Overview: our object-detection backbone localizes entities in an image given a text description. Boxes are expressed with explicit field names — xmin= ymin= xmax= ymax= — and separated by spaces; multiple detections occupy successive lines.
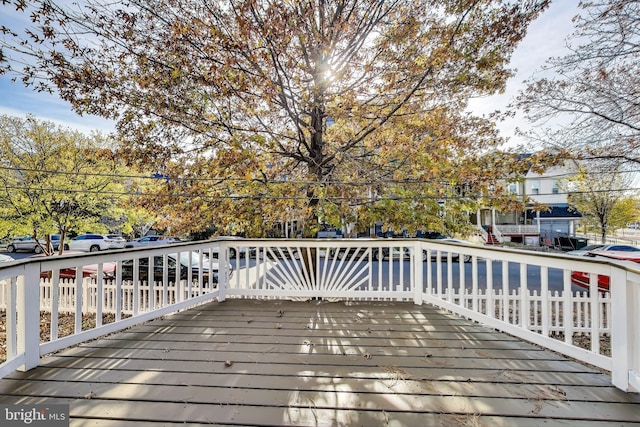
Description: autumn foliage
xmin=1 ymin=1 xmax=550 ymax=236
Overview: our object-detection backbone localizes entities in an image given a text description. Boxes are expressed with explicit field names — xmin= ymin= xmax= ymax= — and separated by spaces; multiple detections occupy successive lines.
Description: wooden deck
xmin=0 ymin=299 xmax=639 ymax=426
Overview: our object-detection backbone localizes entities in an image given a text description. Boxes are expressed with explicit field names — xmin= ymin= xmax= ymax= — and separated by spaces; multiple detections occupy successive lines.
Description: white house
xmin=475 ymin=159 xmax=583 ymax=248
xmin=524 ymin=163 xmax=582 ymax=246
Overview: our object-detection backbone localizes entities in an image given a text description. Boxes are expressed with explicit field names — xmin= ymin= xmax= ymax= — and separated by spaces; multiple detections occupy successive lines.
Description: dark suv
xmin=416 ymin=231 xmax=448 ymax=239
xmin=120 ymin=252 xmax=229 ymax=283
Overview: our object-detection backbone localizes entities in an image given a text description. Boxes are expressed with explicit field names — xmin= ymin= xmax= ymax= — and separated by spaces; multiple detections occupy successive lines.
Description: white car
xmin=6 ymin=236 xmax=45 ymax=253
xmin=106 ymin=234 xmax=127 ymax=249
xmin=125 ymin=236 xmax=179 ymax=248
xmin=68 ymin=234 xmax=121 ymax=252
xmin=565 ymin=244 xmax=639 ymax=256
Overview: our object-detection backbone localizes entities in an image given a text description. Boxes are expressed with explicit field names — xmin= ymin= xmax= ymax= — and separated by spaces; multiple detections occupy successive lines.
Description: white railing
xmin=31 ymin=278 xmax=205 ymax=314
xmin=478 ymin=226 xmax=489 ymax=243
xmin=491 ymin=225 xmax=505 ymax=243
xmin=496 ymin=224 xmax=539 ymax=235
xmin=0 ymin=241 xmax=227 ymax=378
xmin=0 ymin=237 xmax=638 ymax=393
xmin=437 ymin=288 xmax=610 ymax=336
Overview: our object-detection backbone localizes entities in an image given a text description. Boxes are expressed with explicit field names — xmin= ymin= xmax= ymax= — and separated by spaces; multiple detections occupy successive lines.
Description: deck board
xmin=0 ymin=299 xmax=639 ymax=426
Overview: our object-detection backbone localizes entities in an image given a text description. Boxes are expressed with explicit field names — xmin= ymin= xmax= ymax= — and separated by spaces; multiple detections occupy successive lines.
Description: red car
xmin=34 ymin=251 xmax=116 ymax=280
xmin=570 ymin=270 xmax=610 ymax=292
xmin=570 ymin=250 xmax=640 ymax=292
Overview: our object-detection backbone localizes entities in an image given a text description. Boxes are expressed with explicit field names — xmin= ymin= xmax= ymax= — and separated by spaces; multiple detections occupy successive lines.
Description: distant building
xmin=476 ymin=160 xmax=583 ymax=248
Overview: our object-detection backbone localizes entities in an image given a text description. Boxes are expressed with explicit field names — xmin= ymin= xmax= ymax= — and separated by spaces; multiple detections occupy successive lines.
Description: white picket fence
xmin=32 ymin=277 xmax=214 ymax=314
xmin=442 ymin=287 xmax=610 ymax=337
xmin=0 ymin=278 xmax=611 ymax=336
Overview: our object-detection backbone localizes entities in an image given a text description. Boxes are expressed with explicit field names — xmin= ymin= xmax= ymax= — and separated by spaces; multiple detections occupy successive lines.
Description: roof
xmin=526 ymin=203 xmax=582 ymax=219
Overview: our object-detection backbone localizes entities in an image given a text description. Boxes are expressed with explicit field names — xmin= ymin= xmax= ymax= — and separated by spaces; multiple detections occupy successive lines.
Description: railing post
xmin=75 ymin=270 xmax=83 ymax=333
xmin=610 ymin=266 xmax=640 ymax=392
xmin=520 ymin=263 xmax=529 ymax=330
xmin=17 ymin=264 xmax=41 ymax=372
xmin=82 ymin=276 xmax=90 ymax=313
xmin=219 ymin=241 xmax=228 ymax=302
xmin=413 ymin=241 xmax=423 ymax=305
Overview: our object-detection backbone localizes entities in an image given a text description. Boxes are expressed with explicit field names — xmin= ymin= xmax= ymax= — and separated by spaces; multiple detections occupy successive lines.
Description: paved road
xmin=0 ymin=250 xmax=31 ymax=261
xmin=229 ymin=256 xmax=584 ymax=294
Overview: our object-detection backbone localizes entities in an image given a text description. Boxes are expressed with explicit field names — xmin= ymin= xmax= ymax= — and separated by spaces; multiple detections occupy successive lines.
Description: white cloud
xmin=0 ymin=79 xmax=115 ymax=135
xmin=0 ymin=4 xmax=115 ymax=135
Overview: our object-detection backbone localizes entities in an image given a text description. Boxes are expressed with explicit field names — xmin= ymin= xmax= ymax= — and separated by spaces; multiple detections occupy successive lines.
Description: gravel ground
xmin=0 ymin=310 xmax=130 ymax=363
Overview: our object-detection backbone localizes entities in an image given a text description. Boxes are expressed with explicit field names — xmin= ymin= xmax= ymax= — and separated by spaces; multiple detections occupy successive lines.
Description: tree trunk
xmin=301 ymin=102 xmax=326 ymax=295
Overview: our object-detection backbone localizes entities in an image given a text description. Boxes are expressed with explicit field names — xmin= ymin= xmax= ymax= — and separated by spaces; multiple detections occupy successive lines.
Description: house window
xmin=508 ymin=183 xmax=518 ymax=195
xmin=552 ymin=180 xmax=560 ymax=194
xmin=530 ymin=180 xmax=540 ymax=195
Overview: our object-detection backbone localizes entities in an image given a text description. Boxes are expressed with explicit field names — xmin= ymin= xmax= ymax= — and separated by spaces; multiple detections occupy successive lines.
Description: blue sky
xmin=467 ymin=0 xmax=581 ymax=146
xmin=0 ymin=78 xmax=116 ymax=134
xmin=0 ymin=0 xmax=580 ymax=141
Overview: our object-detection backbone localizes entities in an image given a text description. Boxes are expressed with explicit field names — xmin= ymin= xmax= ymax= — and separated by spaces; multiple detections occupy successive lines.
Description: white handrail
xmin=491 ymin=225 xmax=504 ymax=243
xmin=0 ymin=237 xmax=638 ymax=393
xmin=477 ymin=225 xmax=489 ymax=243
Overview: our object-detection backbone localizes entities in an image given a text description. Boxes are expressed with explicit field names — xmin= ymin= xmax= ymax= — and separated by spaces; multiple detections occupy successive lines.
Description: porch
xmin=1 ymin=298 xmax=639 ymax=426
xmin=1 ymin=237 xmax=640 ymax=425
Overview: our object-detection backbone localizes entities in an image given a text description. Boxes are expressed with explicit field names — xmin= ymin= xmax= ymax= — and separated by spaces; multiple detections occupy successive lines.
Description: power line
xmin=0 ymin=165 xmax=416 ymax=186
xmin=2 ymin=163 xmax=639 ymax=188
xmin=1 ymin=184 xmax=638 ymax=202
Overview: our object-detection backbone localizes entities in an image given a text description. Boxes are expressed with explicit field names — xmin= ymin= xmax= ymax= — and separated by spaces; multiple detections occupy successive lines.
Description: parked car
xmin=125 ymin=236 xmax=180 ymax=248
xmin=330 ymin=246 xmax=409 ymax=261
xmin=372 ymin=246 xmax=410 ymax=260
xmin=565 ymin=244 xmax=605 ymax=256
xmin=417 ymin=231 xmax=449 ymax=239
xmin=566 ymin=244 xmax=639 ymax=256
xmin=228 ymin=245 xmax=249 ymax=258
xmin=570 ymin=270 xmax=610 ymax=292
xmin=589 ymin=249 xmax=640 ymax=263
xmin=570 ymin=249 xmax=640 ymax=292
xmin=425 ymin=238 xmax=474 ymax=262
xmin=6 ymin=236 xmax=45 ymax=253
xmin=7 ymin=235 xmax=64 ymax=253
xmin=34 ymin=251 xmax=117 ymax=280
xmin=119 ymin=252 xmax=231 ymax=283
xmin=107 ymin=234 xmax=127 ymax=249
xmin=254 ymin=246 xmax=302 ymax=260
xmin=47 ymin=234 xmax=62 ymax=251
xmin=331 ymin=247 xmax=364 ymax=260
xmin=68 ymin=234 xmax=122 ymax=252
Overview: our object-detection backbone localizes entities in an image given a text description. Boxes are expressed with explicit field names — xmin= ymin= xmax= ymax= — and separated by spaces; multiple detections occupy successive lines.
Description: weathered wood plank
xmin=0 ymin=300 xmax=637 ymax=426
xmin=11 ymin=356 xmax=614 ymax=387
xmin=0 ymin=369 xmax=633 ymax=402
xmin=71 ymin=341 xmax=566 ymax=361
xmin=43 ymin=346 xmax=592 ymax=373
xmin=1 ymin=385 xmax=639 ymax=424
xmin=0 ymin=396 xmax=634 ymax=427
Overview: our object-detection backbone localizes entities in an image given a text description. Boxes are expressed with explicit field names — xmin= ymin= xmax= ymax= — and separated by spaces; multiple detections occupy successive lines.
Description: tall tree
xmin=516 ymin=0 xmax=640 ymax=164
xmin=1 ymin=1 xmax=549 ymax=236
xmin=566 ymin=160 xmax=637 ymax=243
xmin=0 ymin=114 xmax=128 ymax=253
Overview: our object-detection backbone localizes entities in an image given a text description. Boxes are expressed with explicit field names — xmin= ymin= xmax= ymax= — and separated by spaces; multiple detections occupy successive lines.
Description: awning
xmin=526 ymin=203 xmax=582 ymax=219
